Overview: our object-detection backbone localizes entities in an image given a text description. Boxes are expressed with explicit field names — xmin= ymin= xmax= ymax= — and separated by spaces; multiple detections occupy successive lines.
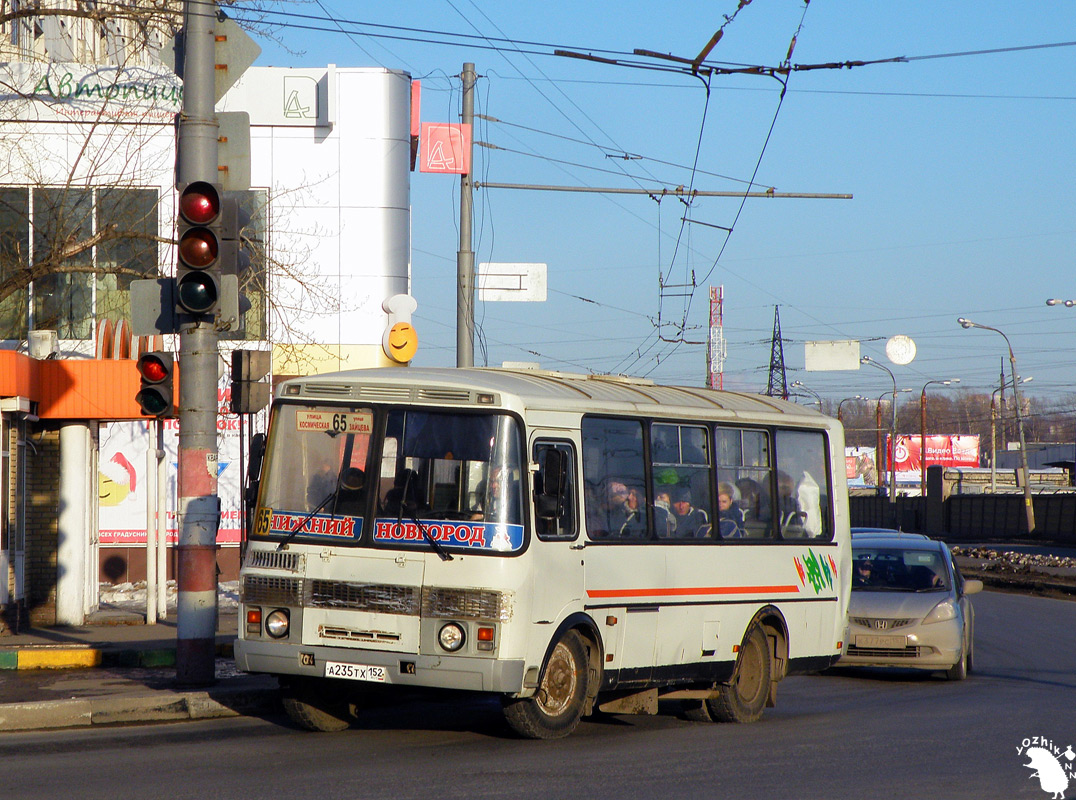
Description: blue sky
xmin=247 ymin=2 xmax=1076 ymax=406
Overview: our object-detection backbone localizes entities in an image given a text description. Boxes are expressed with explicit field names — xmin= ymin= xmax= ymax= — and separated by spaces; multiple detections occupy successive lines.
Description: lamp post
xmin=791 ymin=380 xmax=822 ymax=409
xmin=872 ymin=388 xmax=911 ymax=498
xmin=837 ymin=395 xmax=865 ymax=423
xmin=919 ymin=379 xmax=960 ymax=496
xmin=992 ymin=376 xmax=1033 ymax=492
xmin=863 ymin=356 xmax=899 ymax=503
xmin=1046 ymin=299 xmax=1076 ymax=486
xmin=957 ymin=318 xmax=1035 ymax=534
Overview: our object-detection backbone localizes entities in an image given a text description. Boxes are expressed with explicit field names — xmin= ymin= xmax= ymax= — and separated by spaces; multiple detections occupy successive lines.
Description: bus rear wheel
xmin=686 ymin=626 xmax=772 ymax=724
xmin=281 ymin=677 xmax=353 ymax=732
xmin=503 ymin=630 xmax=589 ymax=739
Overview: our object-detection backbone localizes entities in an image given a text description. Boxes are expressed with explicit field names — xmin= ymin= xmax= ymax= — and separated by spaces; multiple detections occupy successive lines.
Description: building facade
xmin=0 ymin=6 xmax=416 ymax=626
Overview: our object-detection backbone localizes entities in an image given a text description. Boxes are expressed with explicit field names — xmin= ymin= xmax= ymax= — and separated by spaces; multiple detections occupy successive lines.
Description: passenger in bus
xmin=735 ymin=478 xmax=762 ymax=522
xmin=653 ymin=487 xmax=676 ymax=537
xmin=717 ymin=483 xmax=746 ymax=538
xmin=603 ymin=479 xmax=647 ymax=538
xmin=777 ymin=471 xmax=807 ymax=536
xmin=335 ymin=467 xmax=366 ymax=516
xmin=471 ymin=466 xmax=521 ymax=523
xmin=670 ymin=487 xmax=709 ymax=538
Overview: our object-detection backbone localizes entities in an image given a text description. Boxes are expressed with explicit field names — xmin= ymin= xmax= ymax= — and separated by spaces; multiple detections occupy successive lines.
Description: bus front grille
xmin=241 ymin=576 xmax=304 ymax=606
xmin=307 ymin=580 xmax=420 ymax=615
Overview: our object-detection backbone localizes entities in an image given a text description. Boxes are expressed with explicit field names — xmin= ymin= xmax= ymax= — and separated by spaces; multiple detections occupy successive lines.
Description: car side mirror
xmin=963 ymin=578 xmax=983 ymax=596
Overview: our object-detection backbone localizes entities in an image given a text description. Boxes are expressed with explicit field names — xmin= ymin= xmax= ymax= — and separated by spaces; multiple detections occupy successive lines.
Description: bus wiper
xmin=397 ymin=501 xmax=453 ymax=562
xmin=277 ymin=488 xmax=340 ymax=551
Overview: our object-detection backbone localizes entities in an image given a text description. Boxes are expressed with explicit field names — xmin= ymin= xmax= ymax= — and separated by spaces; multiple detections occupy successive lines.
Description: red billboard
xmin=891 ymin=434 xmax=980 ymax=472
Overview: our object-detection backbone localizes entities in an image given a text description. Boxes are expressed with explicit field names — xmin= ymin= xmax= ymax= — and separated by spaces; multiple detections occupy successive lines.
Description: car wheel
xmin=945 ymin=648 xmax=969 ymax=681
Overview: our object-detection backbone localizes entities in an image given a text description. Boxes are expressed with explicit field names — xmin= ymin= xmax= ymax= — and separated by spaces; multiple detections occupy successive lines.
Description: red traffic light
xmin=178 ymin=227 xmax=219 ymax=269
xmin=135 ymin=352 xmax=174 ymax=418
xmin=137 ymin=353 xmax=169 ymax=383
xmin=179 ymin=181 xmax=221 ymax=225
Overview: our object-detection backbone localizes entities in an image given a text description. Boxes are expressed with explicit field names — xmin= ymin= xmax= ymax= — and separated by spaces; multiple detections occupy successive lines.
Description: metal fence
xmin=849 ymin=493 xmax=1076 ymax=545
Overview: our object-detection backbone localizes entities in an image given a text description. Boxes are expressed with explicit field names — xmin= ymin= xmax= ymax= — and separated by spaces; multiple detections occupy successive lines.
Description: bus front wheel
xmin=280 ymin=677 xmax=353 ymax=732
xmin=503 ymin=630 xmax=589 ymax=739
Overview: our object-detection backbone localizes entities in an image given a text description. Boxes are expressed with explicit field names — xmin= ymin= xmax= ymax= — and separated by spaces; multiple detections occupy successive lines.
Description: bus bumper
xmin=235 ymin=638 xmax=526 ymax=694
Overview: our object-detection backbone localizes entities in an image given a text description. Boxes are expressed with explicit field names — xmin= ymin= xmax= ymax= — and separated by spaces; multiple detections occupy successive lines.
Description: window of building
xmin=0 ymin=188 xmax=29 ymax=339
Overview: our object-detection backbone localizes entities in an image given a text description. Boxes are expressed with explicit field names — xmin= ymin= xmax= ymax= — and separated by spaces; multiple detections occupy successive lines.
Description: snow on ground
xmin=98 ymin=580 xmax=239 ymax=612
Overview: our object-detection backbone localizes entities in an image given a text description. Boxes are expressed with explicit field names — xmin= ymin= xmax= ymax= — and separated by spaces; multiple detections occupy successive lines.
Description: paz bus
xmin=235 ymin=367 xmax=850 ymax=738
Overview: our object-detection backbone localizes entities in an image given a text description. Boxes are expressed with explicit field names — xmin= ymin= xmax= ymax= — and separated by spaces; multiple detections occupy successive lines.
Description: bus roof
xmin=278 ymin=367 xmax=834 ymax=427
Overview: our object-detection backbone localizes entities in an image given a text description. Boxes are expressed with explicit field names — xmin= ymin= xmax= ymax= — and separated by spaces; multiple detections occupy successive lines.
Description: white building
xmin=0 ymin=12 xmax=416 ymax=624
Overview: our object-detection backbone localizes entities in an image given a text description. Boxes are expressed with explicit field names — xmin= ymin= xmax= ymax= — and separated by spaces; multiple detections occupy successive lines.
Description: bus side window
xmin=715 ymin=427 xmax=775 ymax=540
xmin=774 ymin=429 xmax=832 ymax=540
xmin=534 ymin=441 xmax=577 ymax=539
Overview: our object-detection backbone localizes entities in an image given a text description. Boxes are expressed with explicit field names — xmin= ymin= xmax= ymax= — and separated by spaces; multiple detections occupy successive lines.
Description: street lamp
xmin=1046 ymin=298 xmax=1076 ymax=307
xmin=920 ymin=378 xmax=960 ymax=496
xmin=863 ymin=355 xmax=899 ymax=503
xmin=991 ymin=376 xmax=1033 ymax=493
xmin=791 ymin=380 xmax=822 ymax=409
xmin=873 ymin=388 xmax=912 ymax=497
xmin=837 ymin=395 xmax=865 ymax=423
xmin=957 ymin=317 xmax=1035 ymax=534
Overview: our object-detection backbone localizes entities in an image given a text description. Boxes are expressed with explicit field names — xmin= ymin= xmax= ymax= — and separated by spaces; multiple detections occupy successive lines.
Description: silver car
xmin=839 ymin=530 xmax=982 ymax=680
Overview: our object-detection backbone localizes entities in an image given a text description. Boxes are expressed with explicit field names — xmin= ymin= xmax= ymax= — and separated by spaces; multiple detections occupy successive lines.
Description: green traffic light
xmin=177 ymin=273 xmax=219 ymax=314
xmin=136 ymin=389 xmax=170 ymax=416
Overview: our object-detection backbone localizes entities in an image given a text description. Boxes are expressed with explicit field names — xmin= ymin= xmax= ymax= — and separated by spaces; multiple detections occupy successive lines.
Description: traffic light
xmin=176 ymin=181 xmax=223 ymax=316
xmin=230 ymin=349 xmax=271 ymax=414
xmin=135 ymin=351 xmax=175 ymax=418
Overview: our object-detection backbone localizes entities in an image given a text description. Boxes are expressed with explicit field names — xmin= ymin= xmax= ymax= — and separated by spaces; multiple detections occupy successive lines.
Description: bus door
xmin=529 ymin=439 xmax=584 ymax=625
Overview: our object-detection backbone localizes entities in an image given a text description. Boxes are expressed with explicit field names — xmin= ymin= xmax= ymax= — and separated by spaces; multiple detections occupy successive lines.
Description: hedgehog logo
xmin=1020 ymin=740 xmax=1076 ymax=800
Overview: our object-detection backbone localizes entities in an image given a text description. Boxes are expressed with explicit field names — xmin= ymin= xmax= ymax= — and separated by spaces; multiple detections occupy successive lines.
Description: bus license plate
xmin=324 ymin=661 xmax=387 ymax=682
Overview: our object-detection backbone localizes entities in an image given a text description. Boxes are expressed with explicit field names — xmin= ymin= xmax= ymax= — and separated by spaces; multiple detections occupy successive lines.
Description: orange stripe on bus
xmin=586 ymin=585 xmax=801 ymax=599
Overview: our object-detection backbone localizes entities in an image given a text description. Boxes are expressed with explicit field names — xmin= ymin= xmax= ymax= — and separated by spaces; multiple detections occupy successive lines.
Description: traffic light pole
xmin=176 ymin=0 xmax=221 ymax=686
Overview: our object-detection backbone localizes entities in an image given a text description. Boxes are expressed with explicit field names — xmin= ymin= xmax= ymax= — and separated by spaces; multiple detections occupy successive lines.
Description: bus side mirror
xmin=535 ymin=448 xmax=566 ymax=519
xmin=245 ymin=432 xmax=266 ymax=510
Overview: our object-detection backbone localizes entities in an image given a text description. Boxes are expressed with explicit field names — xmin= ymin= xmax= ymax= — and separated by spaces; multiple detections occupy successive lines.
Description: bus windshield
xmin=254 ymin=404 xmax=525 ymax=553
xmin=255 ymin=405 xmax=375 ymax=544
xmin=373 ymin=409 xmax=525 ymax=553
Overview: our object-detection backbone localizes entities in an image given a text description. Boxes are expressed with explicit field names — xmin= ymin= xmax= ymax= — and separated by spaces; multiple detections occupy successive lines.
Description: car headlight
xmin=265 ymin=609 xmax=290 ymax=638
xmin=438 ymin=622 xmax=466 ymax=652
xmin=923 ymin=599 xmax=957 ymax=625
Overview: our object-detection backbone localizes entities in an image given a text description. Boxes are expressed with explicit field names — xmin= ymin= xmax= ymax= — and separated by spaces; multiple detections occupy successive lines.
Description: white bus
xmin=235 ymin=367 xmax=850 ymax=738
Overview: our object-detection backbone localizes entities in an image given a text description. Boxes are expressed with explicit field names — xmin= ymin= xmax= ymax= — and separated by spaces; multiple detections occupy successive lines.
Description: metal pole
xmin=145 ymin=426 xmax=157 ymax=625
xmin=456 ymin=62 xmax=476 ymax=368
xmin=875 ymin=400 xmax=884 ymax=497
xmin=1007 ymin=348 xmax=1036 ymax=534
xmin=990 ymin=395 xmax=997 ymax=493
xmin=176 ymin=0 xmax=220 ymax=686
xmin=157 ymin=422 xmax=168 ymax=619
xmin=920 ymin=390 xmax=927 ymax=497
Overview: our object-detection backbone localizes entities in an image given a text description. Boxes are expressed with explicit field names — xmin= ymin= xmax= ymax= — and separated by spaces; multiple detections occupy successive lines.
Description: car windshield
xmin=852 ymin=547 xmax=951 ymax=592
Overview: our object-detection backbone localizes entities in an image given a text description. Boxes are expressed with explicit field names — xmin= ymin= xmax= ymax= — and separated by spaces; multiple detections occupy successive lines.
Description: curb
xmin=0 ymin=678 xmax=279 ymax=732
xmin=0 ymin=642 xmax=235 ymax=671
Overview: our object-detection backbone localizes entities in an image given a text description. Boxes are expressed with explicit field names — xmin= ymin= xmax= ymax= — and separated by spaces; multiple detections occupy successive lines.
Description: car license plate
xmin=324 ymin=661 xmax=387 ymax=682
xmin=856 ymin=634 xmax=907 ymax=649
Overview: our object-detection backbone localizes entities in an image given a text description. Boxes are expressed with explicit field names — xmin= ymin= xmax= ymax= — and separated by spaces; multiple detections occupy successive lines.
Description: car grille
xmin=851 ymin=616 xmax=916 ymax=630
xmin=847 ymin=645 xmax=923 ymax=658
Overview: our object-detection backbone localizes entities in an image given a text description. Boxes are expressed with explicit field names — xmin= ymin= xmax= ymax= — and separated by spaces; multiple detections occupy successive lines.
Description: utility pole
xmin=176 ymin=0 xmax=220 ymax=686
xmin=456 ymin=62 xmax=476 ymax=367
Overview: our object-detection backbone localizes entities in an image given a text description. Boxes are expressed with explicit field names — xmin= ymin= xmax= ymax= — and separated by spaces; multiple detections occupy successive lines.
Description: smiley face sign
xmin=382 ymin=294 xmax=418 ymax=363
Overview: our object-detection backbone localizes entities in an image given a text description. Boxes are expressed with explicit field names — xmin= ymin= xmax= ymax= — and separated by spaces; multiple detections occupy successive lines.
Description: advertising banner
xmin=98 ymin=376 xmax=263 ymax=546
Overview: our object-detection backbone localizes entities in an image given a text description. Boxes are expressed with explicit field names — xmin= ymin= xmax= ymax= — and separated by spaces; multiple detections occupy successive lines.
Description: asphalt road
xmin=2 ymin=590 xmax=1073 ymax=800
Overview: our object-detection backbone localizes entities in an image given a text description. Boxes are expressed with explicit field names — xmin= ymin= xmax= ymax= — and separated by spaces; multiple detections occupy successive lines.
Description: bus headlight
xmin=265 ymin=609 xmax=290 ymax=638
xmin=438 ymin=622 xmax=465 ymax=652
